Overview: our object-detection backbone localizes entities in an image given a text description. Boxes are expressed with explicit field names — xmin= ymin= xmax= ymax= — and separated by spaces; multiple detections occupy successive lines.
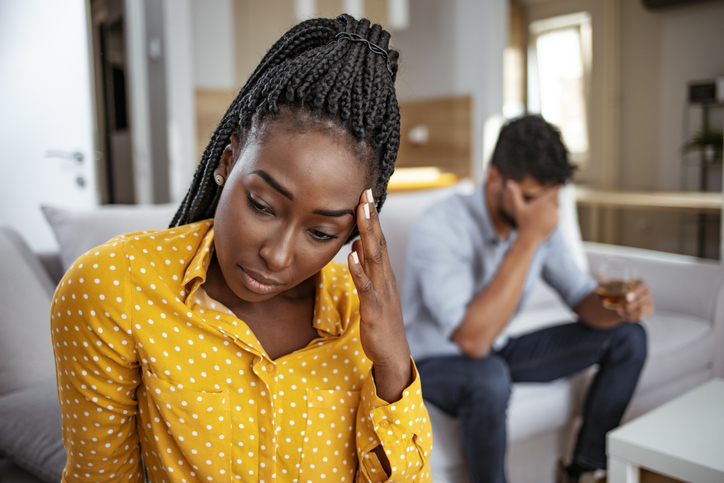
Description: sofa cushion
xmin=636 ymin=310 xmax=714 ymax=394
xmin=41 ymin=203 xmax=177 ymax=271
xmin=0 ymin=458 xmax=47 ymax=483
xmin=507 ymin=378 xmax=575 ymax=444
xmin=0 ymin=227 xmax=57 ymax=396
xmin=332 ymin=180 xmax=478 ymax=284
xmin=0 ymin=380 xmax=66 ymax=483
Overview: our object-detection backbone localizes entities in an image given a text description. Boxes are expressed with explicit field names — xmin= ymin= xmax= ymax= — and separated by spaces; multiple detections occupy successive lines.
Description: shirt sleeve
xmin=50 ymin=239 xmax=143 ymax=482
xmin=405 ymin=210 xmax=477 ymax=339
xmin=541 ymin=228 xmax=598 ymax=309
xmin=355 ymin=359 xmax=433 ymax=483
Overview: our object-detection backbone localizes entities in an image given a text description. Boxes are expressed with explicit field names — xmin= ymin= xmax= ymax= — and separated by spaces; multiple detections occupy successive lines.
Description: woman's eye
xmin=247 ymin=196 xmax=273 ymax=215
xmin=309 ymin=229 xmax=338 ymax=242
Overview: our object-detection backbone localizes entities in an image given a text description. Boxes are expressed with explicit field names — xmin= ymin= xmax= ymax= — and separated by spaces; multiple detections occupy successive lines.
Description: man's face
xmin=497 ymin=175 xmax=555 ymax=228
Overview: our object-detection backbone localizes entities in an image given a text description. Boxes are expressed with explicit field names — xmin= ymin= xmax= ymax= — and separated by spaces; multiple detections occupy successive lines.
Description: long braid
xmin=172 ymin=14 xmax=401 ymax=243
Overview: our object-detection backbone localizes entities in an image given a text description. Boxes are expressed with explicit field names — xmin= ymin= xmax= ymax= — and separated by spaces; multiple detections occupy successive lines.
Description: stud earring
xmin=214 ymin=174 xmax=225 ymax=186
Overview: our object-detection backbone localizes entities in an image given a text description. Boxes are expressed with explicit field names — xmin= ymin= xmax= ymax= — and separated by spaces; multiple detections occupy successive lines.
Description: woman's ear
xmin=215 ymin=133 xmax=240 ymax=181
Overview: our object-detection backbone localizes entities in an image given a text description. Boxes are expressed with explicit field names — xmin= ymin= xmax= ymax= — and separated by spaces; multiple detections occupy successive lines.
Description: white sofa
xmin=1 ymin=182 xmax=723 ymax=483
xmin=375 ymin=182 xmax=724 ymax=483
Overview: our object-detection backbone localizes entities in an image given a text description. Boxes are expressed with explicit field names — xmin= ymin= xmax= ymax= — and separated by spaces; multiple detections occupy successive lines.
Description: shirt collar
xmin=181 ymin=221 xmax=344 ymax=338
xmin=312 ymin=265 xmax=345 ymax=338
xmin=182 ymin=222 xmax=216 ymax=304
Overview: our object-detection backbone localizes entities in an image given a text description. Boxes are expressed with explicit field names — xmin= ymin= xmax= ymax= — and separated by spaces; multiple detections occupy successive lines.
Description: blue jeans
xmin=416 ymin=321 xmax=647 ymax=483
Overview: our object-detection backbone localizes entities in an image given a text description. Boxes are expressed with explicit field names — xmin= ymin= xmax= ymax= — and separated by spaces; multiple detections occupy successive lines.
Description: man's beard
xmin=498 ymin=207 xmax=517 ymax=229
xmin=496 ymin=188 xmax=517 ymax=228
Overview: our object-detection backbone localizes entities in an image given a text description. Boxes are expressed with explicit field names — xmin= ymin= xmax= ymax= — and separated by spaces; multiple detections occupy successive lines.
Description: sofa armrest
xmin=35 ymin=251 xmax=64 ymax=287
xmin=584 ymin=242 xmax=724 ymax=377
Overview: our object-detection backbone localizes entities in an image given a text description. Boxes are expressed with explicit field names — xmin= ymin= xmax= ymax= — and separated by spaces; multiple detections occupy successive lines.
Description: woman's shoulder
xmin=75 ymin=221 xmax=211 ymax=265
xmin=120 ymin=220 xmax=213 ymax=255
xmin=59 ymin=221 xmax=213 ymax=291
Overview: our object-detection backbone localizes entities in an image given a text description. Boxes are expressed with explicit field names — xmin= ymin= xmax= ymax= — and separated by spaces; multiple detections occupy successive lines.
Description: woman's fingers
xmin=355 ymin=188 xmax=390 ymax=285
xmin=348 ymin=189 xmax=377 ymax=300
xmin=351 ymin=239 xmax=365 ymax=268
xmin=348 ymin=249 xmax=374 ymax=296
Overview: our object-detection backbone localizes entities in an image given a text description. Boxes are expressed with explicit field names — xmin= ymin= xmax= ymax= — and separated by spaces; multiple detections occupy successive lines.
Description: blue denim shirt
xmin=402 ymin=182 xmax=597 ymax=360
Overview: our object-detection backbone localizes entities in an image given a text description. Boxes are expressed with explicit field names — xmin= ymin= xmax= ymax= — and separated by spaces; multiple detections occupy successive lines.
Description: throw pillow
xmin=41 ymin=203 xmax=178 ymax=271
xmin=0 ymin=380 xmax=66 ymax=482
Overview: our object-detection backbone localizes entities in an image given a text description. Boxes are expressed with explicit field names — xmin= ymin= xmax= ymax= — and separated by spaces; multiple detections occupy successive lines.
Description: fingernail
xmin=352 ymin=251 xmax=359 ymax=264
xmin=364 ymin=203 xmax=370 ymax=219
xmin=626 ymin=292 xmax=635 ymax=302
xmin=366 ymin=189 xmax=374 ymax=204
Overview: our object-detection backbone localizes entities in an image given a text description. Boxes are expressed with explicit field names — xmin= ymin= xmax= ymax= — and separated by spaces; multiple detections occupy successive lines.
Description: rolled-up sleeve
xmin=541 ymin=228 xmax=598 ymax=309
xmin=355 ymin=360 xmax=433 ymax=482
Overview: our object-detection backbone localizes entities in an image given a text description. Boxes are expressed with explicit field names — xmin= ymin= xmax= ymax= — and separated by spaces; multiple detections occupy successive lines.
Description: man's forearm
xmin=451 ymin=235 xmax=540 ymax=357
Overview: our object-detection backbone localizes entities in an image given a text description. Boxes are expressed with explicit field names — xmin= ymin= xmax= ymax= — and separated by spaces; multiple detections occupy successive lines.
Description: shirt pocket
xmin=298 ymin=388 xmax=361 ymax=482
xmin=143 ymin=374 xmax=232 ymax=482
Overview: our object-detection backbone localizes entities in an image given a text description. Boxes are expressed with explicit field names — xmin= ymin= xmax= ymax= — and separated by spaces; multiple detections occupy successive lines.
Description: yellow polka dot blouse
xmin=50 ymin=221 xmax=433 ymax=483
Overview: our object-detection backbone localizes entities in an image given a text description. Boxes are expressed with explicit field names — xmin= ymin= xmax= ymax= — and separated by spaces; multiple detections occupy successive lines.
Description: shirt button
xmin=266 ymin=363 xmax=275 ymax=372
xmin=379 ymin=420 xmax=389 ymax=428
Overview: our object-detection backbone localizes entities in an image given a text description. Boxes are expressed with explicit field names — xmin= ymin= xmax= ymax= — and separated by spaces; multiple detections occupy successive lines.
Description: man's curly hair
xmin=491 ymin=115 xmax=576 ymax=185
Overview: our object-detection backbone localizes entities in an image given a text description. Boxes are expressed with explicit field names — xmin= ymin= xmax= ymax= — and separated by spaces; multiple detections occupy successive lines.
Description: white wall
xmin=164 ymin=0 xmax=197 ymax=203
xmin=615 ymin=2 xmax=724 ymax=256
xmin=455 ymin=0 xmax=507 ymax=180
xmin=393 ymin=0 xmax=507 ymax=180
xmin=125 ymin=0 xmax=154 ymax=205
xmin=619 ymin=0 xmax=661 ymax=190
xmin=192 ymin=0 xmax=236 ymax=89
xmin=657 ymin=2 xmax=724 ymax=190
xmin=0 ymin=0 xmax=97 ymax=252
xmin=618 ymin=1 xmax=724 ymax=191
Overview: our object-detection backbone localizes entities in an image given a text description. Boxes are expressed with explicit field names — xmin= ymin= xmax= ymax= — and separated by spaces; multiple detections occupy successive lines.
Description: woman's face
xmin=212 ymin=122 xmax=369 ymax=303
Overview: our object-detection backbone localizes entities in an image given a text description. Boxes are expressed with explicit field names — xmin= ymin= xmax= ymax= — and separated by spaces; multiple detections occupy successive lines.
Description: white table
xmin=607 ymin=378 xmax=724 ymax=483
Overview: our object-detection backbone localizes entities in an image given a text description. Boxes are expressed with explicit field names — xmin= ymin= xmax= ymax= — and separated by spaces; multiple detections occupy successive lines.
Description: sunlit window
xmin=528 ymin=12 xmax=592 ymax=167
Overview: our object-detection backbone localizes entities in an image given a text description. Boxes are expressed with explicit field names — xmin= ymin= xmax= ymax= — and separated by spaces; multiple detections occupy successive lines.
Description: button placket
xmin=254 ymin=358 xmax=278 ymax=483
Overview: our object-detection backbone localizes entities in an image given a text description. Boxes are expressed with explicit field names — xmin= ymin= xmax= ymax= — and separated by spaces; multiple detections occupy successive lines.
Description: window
xmin=528 ymin=12 xmax=592 ymax=167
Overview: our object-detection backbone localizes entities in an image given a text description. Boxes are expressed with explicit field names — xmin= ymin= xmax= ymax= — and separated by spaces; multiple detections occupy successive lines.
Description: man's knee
xmin=614 ymin=322 xmax=647 ymax=365
xmin=462 ymin=356 xmax=512 ymax=413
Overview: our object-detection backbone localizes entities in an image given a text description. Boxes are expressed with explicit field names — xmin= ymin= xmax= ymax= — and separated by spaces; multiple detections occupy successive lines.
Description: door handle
xmin=45 ymin=150 xmax=84 ymax=163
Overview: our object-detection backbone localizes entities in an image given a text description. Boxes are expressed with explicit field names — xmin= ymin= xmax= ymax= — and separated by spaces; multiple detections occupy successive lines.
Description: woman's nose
xmin=259 ymin=229 xmax=295 ymax=272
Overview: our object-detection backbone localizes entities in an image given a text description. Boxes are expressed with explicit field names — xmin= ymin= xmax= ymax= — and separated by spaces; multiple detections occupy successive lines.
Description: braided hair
xmin=171 ymin=14 xmax=400 ymax=242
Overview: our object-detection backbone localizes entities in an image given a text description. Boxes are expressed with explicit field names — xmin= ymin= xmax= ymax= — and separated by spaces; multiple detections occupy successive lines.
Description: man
xmin=402 ymin=116 xmax=653 ymax=483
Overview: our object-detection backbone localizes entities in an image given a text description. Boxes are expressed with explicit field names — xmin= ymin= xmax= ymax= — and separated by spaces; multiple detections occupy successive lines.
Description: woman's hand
xmin=348 ymin=189 xmax=412 ymax=403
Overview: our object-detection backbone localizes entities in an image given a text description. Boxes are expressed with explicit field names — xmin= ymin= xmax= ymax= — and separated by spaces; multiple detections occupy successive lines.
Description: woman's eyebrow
xmin=251 ymin=170 xmax=293 ymax=199
xmin=313 ymin=208 xmax=355 ymax=218
xmin=251 ymin=170 xmax=355 ymax=217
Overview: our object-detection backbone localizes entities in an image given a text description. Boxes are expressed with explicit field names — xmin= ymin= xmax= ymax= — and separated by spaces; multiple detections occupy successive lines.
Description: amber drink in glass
xmin=596 ymin=257 xmax=636 ymax=310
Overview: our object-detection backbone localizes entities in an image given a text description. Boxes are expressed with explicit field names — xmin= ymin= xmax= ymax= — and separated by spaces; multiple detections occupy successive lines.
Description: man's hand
xmin=618 ymin=280 xmax=655 ymax=322
xmin=508 ymin=180 xmax=560 ymax=244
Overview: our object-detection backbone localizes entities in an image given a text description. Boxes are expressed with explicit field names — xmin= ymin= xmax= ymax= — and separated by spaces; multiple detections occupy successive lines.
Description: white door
xmin=0 ymin=0 xmax=98 ymax=252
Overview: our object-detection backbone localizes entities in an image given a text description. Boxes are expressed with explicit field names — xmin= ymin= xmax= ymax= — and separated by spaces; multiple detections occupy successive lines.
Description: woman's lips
xmin=237 ymin=266 xmax=282 ymax=294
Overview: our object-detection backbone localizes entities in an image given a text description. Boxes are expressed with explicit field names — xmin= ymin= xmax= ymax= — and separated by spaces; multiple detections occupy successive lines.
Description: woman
xmin=50 ymin=14 xmax=432 ymax=483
